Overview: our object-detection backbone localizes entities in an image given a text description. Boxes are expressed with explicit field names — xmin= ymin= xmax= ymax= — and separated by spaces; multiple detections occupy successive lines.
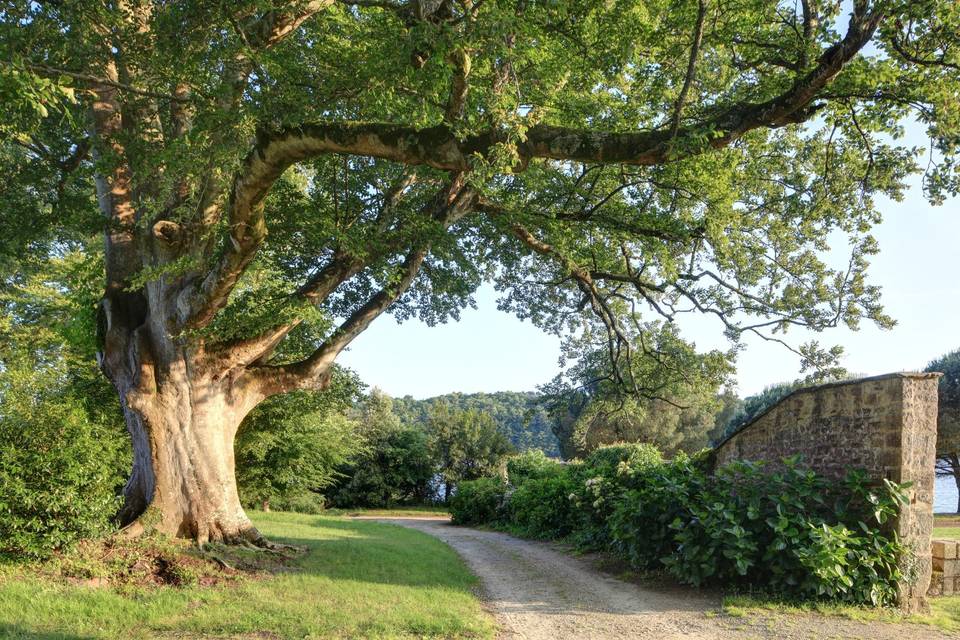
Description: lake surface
xmin=936 ymin=475 xmax=958 ymax=514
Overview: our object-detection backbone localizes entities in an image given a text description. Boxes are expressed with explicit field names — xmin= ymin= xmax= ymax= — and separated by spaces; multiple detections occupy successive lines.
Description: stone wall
xmin=713 ymin=372 xmax=940 ymax=612
xmin=929 ymin=539 xmax=960 ymax=596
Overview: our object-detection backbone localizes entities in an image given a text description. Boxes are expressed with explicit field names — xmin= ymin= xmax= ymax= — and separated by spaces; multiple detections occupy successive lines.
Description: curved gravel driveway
xmin=374 ymin=517 xmax=955 ymax=640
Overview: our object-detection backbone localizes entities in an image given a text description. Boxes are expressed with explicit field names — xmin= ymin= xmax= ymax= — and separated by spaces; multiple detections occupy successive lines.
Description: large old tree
xmin=2 ymin=0 xmax=958 ymax=543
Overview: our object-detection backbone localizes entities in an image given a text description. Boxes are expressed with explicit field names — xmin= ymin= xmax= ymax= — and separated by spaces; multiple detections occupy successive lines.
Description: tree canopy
xmin=3 ymin=0 xmax=959 ymax=541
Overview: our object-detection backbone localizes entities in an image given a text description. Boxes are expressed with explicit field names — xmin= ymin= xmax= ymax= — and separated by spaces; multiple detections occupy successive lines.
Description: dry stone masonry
xmin=714 ymin=372 xmax=940 ymax=612
xmin=929 ymin=539 xmax=960 ymax=596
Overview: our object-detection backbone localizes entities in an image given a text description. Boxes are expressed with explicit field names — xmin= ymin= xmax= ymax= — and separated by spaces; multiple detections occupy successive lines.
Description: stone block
xmin=943 ymin=576 xmax=955 ymax=596
xmin=933 ymin=540 xmax=947 ymax=559
xmin=928 ymin=571 xmax=943 ymax=597
xmin=933 ymin=556 xmax=958 ymax=575
xmin=945 ymin=560 xmax=959 ymax=578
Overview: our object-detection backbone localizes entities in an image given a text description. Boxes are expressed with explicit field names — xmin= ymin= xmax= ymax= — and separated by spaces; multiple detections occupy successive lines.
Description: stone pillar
xmin=897 ymin=374 xmax=939 ymax=611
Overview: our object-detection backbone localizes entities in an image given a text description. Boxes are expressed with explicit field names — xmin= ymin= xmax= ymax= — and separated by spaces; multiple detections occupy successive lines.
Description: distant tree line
xmin=392 ymin=392 xmax=558 ymax=456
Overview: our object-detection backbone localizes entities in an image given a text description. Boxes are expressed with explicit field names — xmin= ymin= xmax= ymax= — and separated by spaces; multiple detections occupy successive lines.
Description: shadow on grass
xmin=0 ymin=625 xmax=92 ymax=640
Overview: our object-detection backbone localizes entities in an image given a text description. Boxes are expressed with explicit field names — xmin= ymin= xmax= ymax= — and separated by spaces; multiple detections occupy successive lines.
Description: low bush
xmin=582 ymin=442 xmax=663 ymax=479
xmin=507 ymin=473 xmax=579 ymax=539
xmin=570 ymin=443 xmax=665 ymax=550
xmin=449 ymin=477 xmax=507 ymax=526
xmin=608 ymin=453 xmax=702 ymax=569
xmin=505 ymin=450 xmax=563 ymax=485
xmin=0 ymin=366 xmax=128 ymax=560
xmin=452 ymin=442 xmax=908 ymax=607
xmin=661 ymin=460 xmax=905 ymax=605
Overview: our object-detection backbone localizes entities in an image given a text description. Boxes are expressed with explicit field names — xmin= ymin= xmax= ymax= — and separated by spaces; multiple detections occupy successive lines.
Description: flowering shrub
xmin=506 ymin=450 xmax=564 ymax=485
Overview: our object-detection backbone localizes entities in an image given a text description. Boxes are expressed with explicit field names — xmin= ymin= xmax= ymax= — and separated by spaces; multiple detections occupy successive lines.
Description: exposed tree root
xmin=232 ymin=526 xmax=305 ymax=556
xmin=201 ymin=551 xmax=235 ymax=571
xmin=117 ymin=508 xmax=306 ymax=560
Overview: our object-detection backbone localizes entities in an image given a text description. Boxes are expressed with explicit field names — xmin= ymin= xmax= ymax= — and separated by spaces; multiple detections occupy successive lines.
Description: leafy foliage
xmin=660 ymin=461 xmax=905 ymax=606
xmin=507 ymin=473 xmax=580 ymax=540
xmin=236 ymin=368 xmax=364 ymax=511
xmin=452 ymin=443 xmax=908 ymax=606
xmin=427 ymin=402 xmax=515 ymax=499
xmin=326 ymin=391 xmax=435 ymax=507
xmin=0 ymin=364 xmax=127 ymax=559
xmin=505 ymin=450 xmax=564 ymax=485
xmin=540 ymin=325 xmax=732 ymax=457
xmin=929 ymin=349 xmax=960 ymax=442
xmin=5 ymin=0 xmax=958 ymax=415
xmin=449 ymin=477 xmax=508 ymax=527
xmin=0 ymin=248 xmax=129 ymax=559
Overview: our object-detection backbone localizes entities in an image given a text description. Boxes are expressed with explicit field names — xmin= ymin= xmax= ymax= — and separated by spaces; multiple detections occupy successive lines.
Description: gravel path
xmin=376 ymin=518 xmax=957 ymax=640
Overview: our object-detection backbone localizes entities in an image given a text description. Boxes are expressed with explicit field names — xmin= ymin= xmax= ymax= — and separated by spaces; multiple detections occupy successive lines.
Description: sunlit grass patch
xmin=0 ymin=511 xmax=493 ymax=639
xmin=722 ymin=593 xmax=960 ymax=633
xmin=320 ymin=506 xmax=450 ymax=518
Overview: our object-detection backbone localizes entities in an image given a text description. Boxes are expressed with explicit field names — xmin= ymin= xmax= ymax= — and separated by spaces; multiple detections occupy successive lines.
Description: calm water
xmin=936 ymin=475 xmax=958 ymax=514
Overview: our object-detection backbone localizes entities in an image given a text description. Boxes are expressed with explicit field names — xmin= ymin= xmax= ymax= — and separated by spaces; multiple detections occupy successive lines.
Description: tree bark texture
xmin=100 ymin=293 xmax=268 ymax=543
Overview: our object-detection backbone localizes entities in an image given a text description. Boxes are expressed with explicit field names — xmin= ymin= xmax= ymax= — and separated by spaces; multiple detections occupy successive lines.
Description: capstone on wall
xmin=713 ymin=372 xmax=940 ymax=612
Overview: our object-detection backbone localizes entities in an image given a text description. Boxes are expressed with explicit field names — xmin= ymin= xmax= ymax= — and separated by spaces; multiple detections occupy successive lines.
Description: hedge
xmin=452 ymin=444 xmax=907 ymax=606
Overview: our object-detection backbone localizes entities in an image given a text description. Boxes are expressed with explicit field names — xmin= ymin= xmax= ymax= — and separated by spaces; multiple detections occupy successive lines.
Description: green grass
xmin=934 ymin=527 xmax=960 ymax=540
xmin=934 ymin=514 xmax=960 ymax=539
xmin=722 ymin=594 xmax=960 ymax=632
xmin=321 ymin=506 xmax=450 ymax=518
xmin=0 ymin=512 xmax=493 ymax=639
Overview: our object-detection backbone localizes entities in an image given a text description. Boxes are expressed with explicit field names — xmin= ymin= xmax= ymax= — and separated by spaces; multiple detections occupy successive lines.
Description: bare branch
xmin=669 ymin=0 xmax=708 ymax=139
xmin=15 ymin=62 xmax=190 ymax=102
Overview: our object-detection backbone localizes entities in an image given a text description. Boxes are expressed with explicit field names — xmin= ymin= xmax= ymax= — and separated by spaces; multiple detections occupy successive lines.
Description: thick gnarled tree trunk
xmin=99 ymin=292 xmax=268 ymax=543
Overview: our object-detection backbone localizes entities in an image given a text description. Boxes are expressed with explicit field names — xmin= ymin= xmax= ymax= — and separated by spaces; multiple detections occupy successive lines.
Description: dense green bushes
xmin=453 ymin=444 xmax=908 ymax=606
xmin=508 ymin=474 xmax=579 ymax=539
xmin=505 ymin=450 xmax=563 ymax=485
xmin=329 ymin=425 xmax=435 ymax=508
xmin=449 ymin=477 xmax=507 ymax=525
xmin=0 ymin=366 xmax=128 ymax=559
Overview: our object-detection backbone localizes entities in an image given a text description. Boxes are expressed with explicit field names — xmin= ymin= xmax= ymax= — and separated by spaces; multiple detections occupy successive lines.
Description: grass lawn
xmin=934 ymin=514 xmax=960 ymax=540
xmin=723 ymin=594 xmax=960 ymax=633
xmin=322 ymin=506 xmax=450 ymax=518
xmin=0 ymin=511 xmax=494 ymax=639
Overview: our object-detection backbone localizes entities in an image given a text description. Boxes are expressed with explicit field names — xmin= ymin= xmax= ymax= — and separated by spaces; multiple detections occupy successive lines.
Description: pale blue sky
xmin=340 ymin=127 xmax=960 ymax=400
